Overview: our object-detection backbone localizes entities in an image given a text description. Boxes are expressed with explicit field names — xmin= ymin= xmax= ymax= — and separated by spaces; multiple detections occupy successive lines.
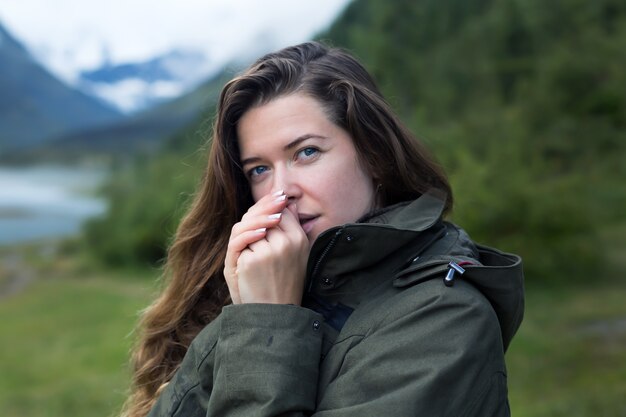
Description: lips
xmin=298 ymin=214 xmax=319 ymax=235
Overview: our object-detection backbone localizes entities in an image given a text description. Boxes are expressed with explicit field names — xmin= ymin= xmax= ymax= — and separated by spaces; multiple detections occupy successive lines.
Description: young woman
xmin=123 ymin=41 xmax=524 ymax=417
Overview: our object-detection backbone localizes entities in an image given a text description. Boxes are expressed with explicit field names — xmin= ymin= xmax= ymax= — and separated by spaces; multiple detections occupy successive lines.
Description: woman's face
xmin=237 ymin=93 xmax=376 ymax=245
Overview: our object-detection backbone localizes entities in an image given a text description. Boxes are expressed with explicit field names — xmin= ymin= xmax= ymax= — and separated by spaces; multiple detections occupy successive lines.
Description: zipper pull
xmin=444 ymin=261 xmax=465 ymax=287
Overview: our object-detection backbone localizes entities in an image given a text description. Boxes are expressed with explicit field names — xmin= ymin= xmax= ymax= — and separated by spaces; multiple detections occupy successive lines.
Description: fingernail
xmin=274 ymin=194 xmax=287 ymax=202
xmin=254 ymin=227 xmax=267 ymax=233
xmin=268 ymin=213 xmax=282 ymax=220
xmin=272 ymin=189 xmax=285 ymax=197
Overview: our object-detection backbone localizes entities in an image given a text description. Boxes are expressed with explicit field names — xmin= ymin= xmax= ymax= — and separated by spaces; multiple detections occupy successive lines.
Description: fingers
xmin=224 ymin=190 xmax=288 ymax=304
xmin=244 ymin=204 xmax=305 ymax=258
xmin=225 ymin=227 xmax=267 ymax=268
xmin=229 ymin=190 xmax=288 ymax=249
xmin=240 ymin=190 xmax=287 ymax=223
xmin=230 ymin=193 xmax=286 ymax=236
xmin=225 ymin=190 xmax=315 ymax=305
xmin=235 ymin=222 xmax=309 ymax=304
xmin=224 ymin=227 xmax=267 ymax=305
xmin=279 ymin=203 xmax=304 ymax=232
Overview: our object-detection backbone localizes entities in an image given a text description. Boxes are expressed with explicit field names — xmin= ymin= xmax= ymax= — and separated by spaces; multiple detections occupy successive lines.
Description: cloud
xmin=0 ymin=0 xmax=351 ymax=83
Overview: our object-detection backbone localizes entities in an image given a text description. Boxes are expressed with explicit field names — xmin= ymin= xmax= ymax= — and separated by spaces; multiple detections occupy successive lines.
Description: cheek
xmin=249 ymin=181 xmax=272 ymax=202
xmin=323 ymin=163 xmax=375 ymax=220
xmin=251 ymin=188 xmax=263 ymax=202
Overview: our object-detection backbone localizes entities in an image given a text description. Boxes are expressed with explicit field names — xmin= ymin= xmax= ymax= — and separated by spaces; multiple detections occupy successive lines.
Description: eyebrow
xmin=240 ymin=134 xmax=328 ymax=167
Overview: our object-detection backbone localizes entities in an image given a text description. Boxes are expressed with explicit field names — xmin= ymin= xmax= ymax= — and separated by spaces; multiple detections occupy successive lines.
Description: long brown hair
xmin=123 ymin=41 xmax=452 ymax=417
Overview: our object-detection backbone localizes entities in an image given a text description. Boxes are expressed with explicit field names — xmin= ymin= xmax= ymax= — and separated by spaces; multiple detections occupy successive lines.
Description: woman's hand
xmin=224 ymin=190 xmax=310 ymax=305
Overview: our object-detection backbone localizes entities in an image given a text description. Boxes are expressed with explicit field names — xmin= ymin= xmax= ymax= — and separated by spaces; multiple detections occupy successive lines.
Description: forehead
xmin=237 ymin=94 xmax=337 ymax=154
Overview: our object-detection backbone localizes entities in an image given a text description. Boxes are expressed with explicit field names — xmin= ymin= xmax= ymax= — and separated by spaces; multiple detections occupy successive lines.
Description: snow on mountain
xmin=77 ymin=48 xmax=215 ymax=113
xmin=1 ymin=0 xmax=353 ymax=114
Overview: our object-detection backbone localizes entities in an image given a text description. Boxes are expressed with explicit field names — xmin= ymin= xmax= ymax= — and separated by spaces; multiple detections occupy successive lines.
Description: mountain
xmin=77 ymin=48 xmax=214 ymax=113
xmin=34 ymin=68 xmax=235 ymax=157
xmin=0 ymin=22 xmax=123 ymax=155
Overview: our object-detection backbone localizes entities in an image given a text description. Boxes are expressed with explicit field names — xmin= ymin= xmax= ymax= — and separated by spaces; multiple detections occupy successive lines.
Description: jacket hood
xmin=461 ymin=244 xmax=525 ymax=351
xmin=307 ymin=189 xmax=525 ymax=351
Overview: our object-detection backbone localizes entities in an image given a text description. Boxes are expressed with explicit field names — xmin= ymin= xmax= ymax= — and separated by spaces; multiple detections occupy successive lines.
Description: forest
xmin=85 ymin=0 xmax=626 ymax=286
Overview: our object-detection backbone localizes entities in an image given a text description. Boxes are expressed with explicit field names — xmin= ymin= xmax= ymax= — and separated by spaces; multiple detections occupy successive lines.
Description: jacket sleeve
xmin=206 ymin=303 xmax=324 ymax=416
xmin=314 ymin=279 xmax=510 ymax=417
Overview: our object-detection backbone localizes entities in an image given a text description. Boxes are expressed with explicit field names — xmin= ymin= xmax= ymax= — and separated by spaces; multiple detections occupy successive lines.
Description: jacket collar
xmin=305 ymin=190 xmax=448 ymax=304
xmin=359 ymin=187 xmax=446 ymax=231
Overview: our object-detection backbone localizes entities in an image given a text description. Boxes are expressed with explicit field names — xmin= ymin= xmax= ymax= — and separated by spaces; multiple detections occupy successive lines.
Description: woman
xmin=123 ymin=41 xmax=524 ymax=417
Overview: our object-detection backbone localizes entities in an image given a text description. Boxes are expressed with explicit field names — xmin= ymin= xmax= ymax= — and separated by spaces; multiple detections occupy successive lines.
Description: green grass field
xmin=508 ymin=283 xmax=626 ymax=416
xmin=1 ymin=252 xmax=625 ymax=417
xmin=0 ymin=265 xmax=155 ymax=417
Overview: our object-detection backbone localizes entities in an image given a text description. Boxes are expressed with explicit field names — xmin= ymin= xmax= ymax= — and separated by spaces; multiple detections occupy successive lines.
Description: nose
xmin=273 ymin=165 xmax=301 ymax=202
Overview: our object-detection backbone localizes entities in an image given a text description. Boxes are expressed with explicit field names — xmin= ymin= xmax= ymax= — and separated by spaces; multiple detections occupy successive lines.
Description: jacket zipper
xmin=307 ymin=229 xmax=343 ymax=293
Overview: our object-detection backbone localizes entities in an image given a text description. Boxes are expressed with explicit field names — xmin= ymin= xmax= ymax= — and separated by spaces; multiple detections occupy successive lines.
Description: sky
xmin=0 ymin=0 xmax=352 ymax=110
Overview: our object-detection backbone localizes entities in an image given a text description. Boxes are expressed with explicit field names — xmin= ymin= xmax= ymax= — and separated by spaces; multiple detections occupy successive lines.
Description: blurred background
xmin=0 ymin=0 xmax=624 ymax=416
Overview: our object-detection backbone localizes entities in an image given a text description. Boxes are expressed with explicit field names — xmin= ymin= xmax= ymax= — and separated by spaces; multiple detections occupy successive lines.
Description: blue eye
xmin=298 ymin=147 xmax=319 ymax=159
xmin=248 ymin=166 xmax=268 ymax=178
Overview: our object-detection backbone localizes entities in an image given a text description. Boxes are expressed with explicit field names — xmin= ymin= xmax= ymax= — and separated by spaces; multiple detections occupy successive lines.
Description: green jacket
xmin=148 ymin=191 xmax=524 ymax=417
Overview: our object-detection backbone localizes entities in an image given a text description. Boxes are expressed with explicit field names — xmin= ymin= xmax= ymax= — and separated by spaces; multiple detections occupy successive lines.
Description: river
xmin=0 ymin=165 xmax=107 ymax=246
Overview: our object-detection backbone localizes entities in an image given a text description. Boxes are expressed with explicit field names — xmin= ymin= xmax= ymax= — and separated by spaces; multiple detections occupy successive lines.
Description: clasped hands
xmin=224 ymin=190 xmax=309 ymax=305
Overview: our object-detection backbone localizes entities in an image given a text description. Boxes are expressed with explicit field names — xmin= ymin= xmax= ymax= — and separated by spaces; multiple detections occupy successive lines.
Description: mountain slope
xmin=318 ymin=0 xmax=626 ymax=282
xmin=40 ymin=69 xmax=234 ymax=156
xmin=0 ymin=23 xmax=122 ymax=154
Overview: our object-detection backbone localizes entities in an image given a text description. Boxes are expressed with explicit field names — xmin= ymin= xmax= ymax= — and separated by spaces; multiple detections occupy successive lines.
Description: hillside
xmin=31 ymin=70 xmax=234 ymax=159
xmin=319 ymin=0 xmax=626 ymax=280
xmin=0 ymin=23 xmax=122 ymax=155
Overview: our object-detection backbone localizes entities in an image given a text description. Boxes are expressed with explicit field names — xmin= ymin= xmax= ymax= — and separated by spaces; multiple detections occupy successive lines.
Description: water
xmin=0 ymin=165 xmax=107 ymax=246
